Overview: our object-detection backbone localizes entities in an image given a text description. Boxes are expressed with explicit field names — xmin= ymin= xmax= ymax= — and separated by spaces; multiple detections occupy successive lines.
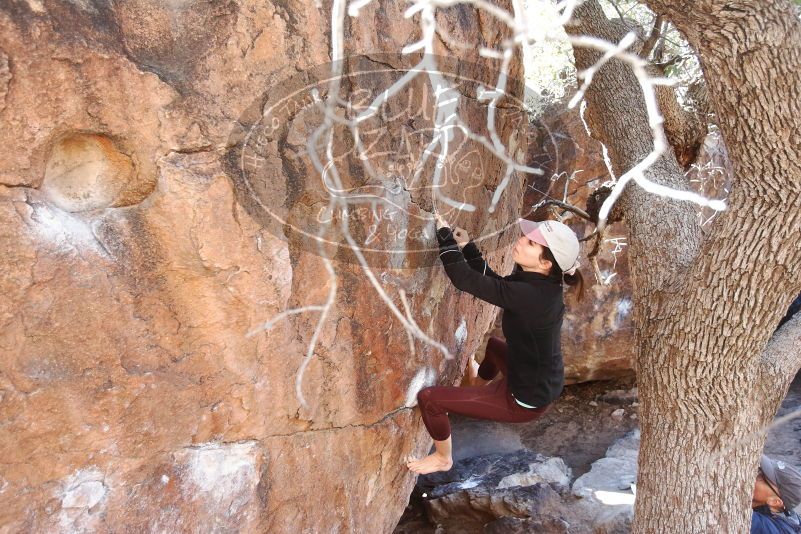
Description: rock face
xmin=0 ymin=2 xmax=530 ymax=532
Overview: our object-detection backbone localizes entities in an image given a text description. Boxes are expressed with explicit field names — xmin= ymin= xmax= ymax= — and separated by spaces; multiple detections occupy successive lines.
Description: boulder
xmin=569 ymin=429 xmax=640 ymax=532
xmin=0 ymin=1 xmax=530 ymax=531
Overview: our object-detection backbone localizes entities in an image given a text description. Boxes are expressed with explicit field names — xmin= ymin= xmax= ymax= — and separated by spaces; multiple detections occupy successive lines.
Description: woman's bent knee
xmin=417 ymin=386 xmax=434 ymax=406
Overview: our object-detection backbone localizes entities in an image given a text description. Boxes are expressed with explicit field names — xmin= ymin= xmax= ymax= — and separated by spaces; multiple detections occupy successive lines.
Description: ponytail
xmin=563 ymin=270 xmax=585 ymax=303
xmin=541 ymin=247 xmax=585 ymax=303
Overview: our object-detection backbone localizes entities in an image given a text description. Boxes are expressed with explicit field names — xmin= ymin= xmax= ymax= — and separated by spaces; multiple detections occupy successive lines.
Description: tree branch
xmin=639 ymin=14 xmax=663 ymax=59
xmin=607 ymin=0 xmax=627 ymax=23
xmin=652 ymin=22 xmax=666 ymax=62
xmin=532 ymin=198 xmax=593 ymax=223
xmin=651 ymin=54 xmax=684 ymax=71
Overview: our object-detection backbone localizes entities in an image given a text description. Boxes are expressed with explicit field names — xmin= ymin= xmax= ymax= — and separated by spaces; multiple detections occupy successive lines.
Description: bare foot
xmin=406 ymin=452 xmax=453 ymax=474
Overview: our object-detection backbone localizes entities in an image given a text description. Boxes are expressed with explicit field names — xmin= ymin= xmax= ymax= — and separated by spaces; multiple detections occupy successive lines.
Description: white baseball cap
xmin=518 ymin=218 xmax=581 ymax=275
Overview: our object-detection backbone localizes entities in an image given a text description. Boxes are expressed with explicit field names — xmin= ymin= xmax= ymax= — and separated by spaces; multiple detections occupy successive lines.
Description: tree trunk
xmin=567 ymin=1 xmax=801 ymax=532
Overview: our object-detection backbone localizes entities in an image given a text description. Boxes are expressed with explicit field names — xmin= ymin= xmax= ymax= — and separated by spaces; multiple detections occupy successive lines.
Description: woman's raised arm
xmin=461 ymin=240 xmax=503 ymax=279
xmin=436 ymin=227 xmax=530 ymax=310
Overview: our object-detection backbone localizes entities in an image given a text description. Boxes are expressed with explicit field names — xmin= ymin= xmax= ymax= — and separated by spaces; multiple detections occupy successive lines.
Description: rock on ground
xmin=406 ymin=434 xmax=638 ymax=534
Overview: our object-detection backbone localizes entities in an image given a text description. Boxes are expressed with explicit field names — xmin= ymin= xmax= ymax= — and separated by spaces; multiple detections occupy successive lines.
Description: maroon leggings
xmin=416 ymin=336 xmax=551 ymax=441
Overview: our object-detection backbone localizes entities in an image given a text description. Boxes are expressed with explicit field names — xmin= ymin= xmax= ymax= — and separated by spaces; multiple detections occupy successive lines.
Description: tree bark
xmin=567 ymin=1 xmax=801 ymax=532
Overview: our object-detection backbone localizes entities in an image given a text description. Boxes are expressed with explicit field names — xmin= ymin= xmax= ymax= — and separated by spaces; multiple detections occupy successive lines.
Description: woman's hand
xmin=453 ymin=227 xmax=469 ymax=248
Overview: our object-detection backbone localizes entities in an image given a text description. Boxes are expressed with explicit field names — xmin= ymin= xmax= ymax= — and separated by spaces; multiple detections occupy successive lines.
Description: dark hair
xmin=541 ymin=246 xmax=585 ymax=302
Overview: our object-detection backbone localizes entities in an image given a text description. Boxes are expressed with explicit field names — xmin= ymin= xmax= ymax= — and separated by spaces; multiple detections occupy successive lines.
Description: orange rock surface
xmin=0 ymin=1 xmax=533 ymax=531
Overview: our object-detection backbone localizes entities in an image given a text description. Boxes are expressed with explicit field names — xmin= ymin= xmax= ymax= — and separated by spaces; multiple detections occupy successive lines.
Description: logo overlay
xmin=224 ymin=53 xmax=550 ymax=268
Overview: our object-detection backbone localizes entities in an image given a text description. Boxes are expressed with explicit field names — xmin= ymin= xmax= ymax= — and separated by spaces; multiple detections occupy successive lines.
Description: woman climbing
xmin=405 ymin=214 xmax=584 ymax=475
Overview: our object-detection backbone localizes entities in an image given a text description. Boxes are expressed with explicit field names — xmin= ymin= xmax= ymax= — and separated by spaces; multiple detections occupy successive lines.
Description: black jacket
xmin=436 ymin=226 xmax=565 ymax=407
